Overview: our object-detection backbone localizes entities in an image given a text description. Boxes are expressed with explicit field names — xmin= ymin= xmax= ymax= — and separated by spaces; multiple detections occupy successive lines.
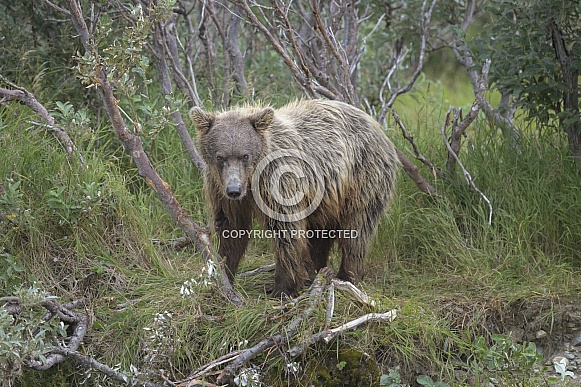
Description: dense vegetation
xmin=1 ymin=0 xmax=580 ymax=386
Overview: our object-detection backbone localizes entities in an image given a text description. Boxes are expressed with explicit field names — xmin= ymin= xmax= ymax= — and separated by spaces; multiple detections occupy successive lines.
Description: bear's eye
xmin=242 ymin=154 xmax=249 ymax=162
xmin=216 ymin=156 xmax=224 ymax=164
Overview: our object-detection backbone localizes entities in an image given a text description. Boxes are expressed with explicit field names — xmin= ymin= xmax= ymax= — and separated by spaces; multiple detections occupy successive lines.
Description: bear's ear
xmin=249 ymin=108 xmax=274 ymax=133
xmin=189 ymin=107 xmax=215 ymax=135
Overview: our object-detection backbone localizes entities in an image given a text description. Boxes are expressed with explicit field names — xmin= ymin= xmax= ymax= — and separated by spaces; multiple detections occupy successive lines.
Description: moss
xmin=291 ymin=344 xmax=381 ymax=387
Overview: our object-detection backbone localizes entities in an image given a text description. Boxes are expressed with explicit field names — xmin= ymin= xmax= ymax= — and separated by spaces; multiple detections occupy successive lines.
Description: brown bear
xmin=190 ymin=99 xmax=398 ymax=297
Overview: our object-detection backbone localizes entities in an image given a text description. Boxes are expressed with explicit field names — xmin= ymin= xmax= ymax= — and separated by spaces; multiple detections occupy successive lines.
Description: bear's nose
xmin=226 ymin=183 xmax=242 ymax=199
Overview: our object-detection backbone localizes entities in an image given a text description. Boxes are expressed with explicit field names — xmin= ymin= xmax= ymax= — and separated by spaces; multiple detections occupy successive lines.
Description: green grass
xmin=2 ymin=72 xmax=580 ymax=386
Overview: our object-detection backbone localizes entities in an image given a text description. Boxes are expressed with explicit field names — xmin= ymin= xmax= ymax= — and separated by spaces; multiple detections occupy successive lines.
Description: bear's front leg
xmin=269 ymin=223 xmax=311 ymax=298
xmin=214 ymin=204 xmax=252 ymax=283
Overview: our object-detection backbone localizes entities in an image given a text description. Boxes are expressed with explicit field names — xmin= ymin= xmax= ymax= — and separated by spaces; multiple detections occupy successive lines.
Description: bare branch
xmin=451 ymin=41 xmax=521 ymax=145
xmin=234 ymin=0 xmax=316 ymax=97
xmin=237 ymin=263 xmax=276 ymax=278
xmin=442 ymin=107 xmax=493 ymax=225
xmin=0 ymin=76 xmax=85 ymax=166
xmin=391 ymin=109 xmax=442 ymax=177
xmin=331 ymin=279 xmax=377 ymax=307
xmin=151 ymin=19 xmax=206 ymax=172
xmin=445 ymin=60 xmax=490 ymax=172
xmin=40 ymin=0 xmax=71 ymax=15
xmin=378 ymin=0 xmax=437 ymax=124
xmin=396 ymin=150 xmax=438 ymax=196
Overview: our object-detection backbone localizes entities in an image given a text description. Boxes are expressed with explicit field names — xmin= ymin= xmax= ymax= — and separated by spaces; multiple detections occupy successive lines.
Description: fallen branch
xmin=182 ymin=269 xmax=396 ymax=385
xmin=331 ymin=279 xmax=377 ymax=307
xmin=287 ymin=310 xmax=397 ymax=357
xmin=0 ymin=76 xmax=85 ymax=166
xmin=49 ymin=347 xmax=163 ymax=387
xmin=65 ymin=0 xmax=242 ymax=306
xmin=182 ymin=350 xmax=243 ymax=383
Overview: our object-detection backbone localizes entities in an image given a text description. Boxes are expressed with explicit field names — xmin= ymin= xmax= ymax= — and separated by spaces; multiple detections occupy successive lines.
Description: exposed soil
xmin=439 ymin=296 xmax=581 ymax=385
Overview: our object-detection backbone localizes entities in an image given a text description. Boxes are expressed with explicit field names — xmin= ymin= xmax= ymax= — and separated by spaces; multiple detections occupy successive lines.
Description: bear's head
xmin=190 ymin=106 xmax=274 ymax=200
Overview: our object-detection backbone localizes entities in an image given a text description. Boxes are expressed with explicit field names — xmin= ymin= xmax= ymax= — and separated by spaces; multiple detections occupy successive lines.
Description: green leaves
xmin=472 ymin=0 xmax=581 ymax=132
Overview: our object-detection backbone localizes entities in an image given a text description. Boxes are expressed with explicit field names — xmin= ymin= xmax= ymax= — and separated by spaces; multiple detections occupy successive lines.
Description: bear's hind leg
xmin=337 ymin=211 xmax=380 ymax=284
xmin=269 ymin=223 xmax=311 ymax=298
xmin=307 ymin=235 xmax=335 ymax=280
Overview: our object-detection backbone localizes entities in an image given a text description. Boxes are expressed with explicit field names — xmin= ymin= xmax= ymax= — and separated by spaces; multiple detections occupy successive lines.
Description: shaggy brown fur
xmin=191 ymin=100 xmax=398 ymax=297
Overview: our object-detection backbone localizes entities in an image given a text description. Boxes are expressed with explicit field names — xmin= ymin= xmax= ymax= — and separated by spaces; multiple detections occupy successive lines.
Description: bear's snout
xmin=226 ymin=181 xmax=243 ymax=199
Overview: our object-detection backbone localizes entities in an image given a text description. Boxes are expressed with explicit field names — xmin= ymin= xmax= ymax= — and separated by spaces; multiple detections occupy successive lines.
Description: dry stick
xmin=49 ymin=348 xmax=163 ymax=387
xmin=236 ymin=263 xmax=276 ymax=278
xmin=0 ymin=78 xmax=85 ymax=166
xmin=397 ymin=149 xmax=438 ymax=196
xmin=391 ymin=109 xmax=442 ymax=178
xmin=215 ymin=268 xmax=333 ymax=385
xmin=446 ymin=60 xmax=490 ymax=173
xmin=65 ymin=0 xmax=242 ymax=307
xmin=442 ymin=107 xmax=493 ymax=226
xmin=182 ymin=350 xmax=243 ymax=382
xmin=331 ymin=279 xmax=376 ymax=307
xmin=287 ymin=310 xmax=397 ymax=357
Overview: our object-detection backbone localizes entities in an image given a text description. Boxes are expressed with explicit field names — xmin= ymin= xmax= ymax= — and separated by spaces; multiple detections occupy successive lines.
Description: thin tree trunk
xmin=550 ymin=22 xmax=581 ymax=164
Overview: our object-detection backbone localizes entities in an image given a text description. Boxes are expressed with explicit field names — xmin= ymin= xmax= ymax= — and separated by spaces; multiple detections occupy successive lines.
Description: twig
xmin=181 ymin=350 xmax=242 ymax=383
xmin=151 ymin=236 xmax=192 ymax=250
xmin=236 ymin=263 xmax=276 ymax=278
xmin=331 ymin=279 xmax=376 ymax=307
xmin=40 ymin=0 xmax=71 ymax=15
xmin=391 ymin=109 xmax=442 ymax=177
xmin=378 ymin=0 xmax=437 ymax=124
xmin=442 ymin=107 xmax=493 ymax=225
